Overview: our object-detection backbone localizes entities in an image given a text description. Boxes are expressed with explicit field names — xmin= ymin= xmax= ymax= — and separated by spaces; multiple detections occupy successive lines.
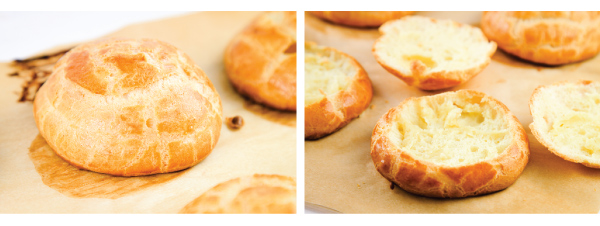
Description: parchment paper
xmin=0 ymin=11 xmax=296 ymax=213
xmin=305 ymin=11 xmax=600 ymax=213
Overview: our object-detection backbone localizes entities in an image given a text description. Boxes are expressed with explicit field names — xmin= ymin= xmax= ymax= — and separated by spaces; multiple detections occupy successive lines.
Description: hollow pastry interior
xmin=389 ymin=93 xmax=511 ymax=166
xmin=376 ymin=16 xmax=494 ymax=76
xmin=305 ymin=44 xmax=357 ymax=105
xmin=533 ymin=82 xmax=600 ymax=161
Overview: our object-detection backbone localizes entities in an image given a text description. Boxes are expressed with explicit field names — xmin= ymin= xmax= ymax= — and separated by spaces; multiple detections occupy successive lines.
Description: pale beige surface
xmin=305 ymin=11 xmax=600 ymax=213
xmin=0 ymin=11 xmax=296 ymax=213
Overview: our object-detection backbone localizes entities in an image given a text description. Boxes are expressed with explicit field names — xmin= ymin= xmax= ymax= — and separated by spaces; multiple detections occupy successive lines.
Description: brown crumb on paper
xmin=225 ymin=115 xmax=244 ymax=130
xmin=390 ymin=182 xmax=394 ymax=190
xmin=8 ymin=48 xmax=71 ymax=102
xmin=370 ymin=104 xmax=375 ymax=110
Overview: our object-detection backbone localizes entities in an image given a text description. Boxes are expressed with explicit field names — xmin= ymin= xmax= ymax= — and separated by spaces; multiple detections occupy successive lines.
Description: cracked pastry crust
xmin=224 ymin=11 xmax=297 ymax=111
xmin=481 ymin=11 xmax=600 ymax=65
xmin=310 ymin=11 xmax=414 ymax=27
xmin=180 ymin=174 xmax=296 ymax=214
xmin=304 ymin=42 xmax=372 ymax=140
xmin=33 ymin=38 xmax=223 ymax=176
xmin=371 ymin=90 xmax=529 ymax=198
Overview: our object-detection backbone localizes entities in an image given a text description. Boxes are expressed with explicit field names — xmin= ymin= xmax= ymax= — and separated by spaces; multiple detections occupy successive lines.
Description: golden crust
xmin=304 ymin=43 xmax=373 ymax=140
xmin=375 ymin=59 xmax=489 ymax=91
xmin=372 ymin=16 xmax=497 ymax=90
xmin=33 ymin=38 xmax=223 ymax=176
xmin=224 ymin=11 xmax=297 ymax=111
xmin=529 ymin=80 xmax=600 ymax=168
xmin=179 ymin=174 xmax=296 ymax=214
xmin=371 ymin=90 xmax=529 ymax=198
xmin=310 ymin=11 xmax=414 ymax=27
xmin=481 ymin=11 xmax=600 ymax=65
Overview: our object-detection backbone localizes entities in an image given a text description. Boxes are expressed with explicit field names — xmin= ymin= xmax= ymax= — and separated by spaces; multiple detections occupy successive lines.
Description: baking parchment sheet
xmin=0 ymin=11 xmax=296 ymax=213
xmin=305 ymin=11 xmax=600 ymax=213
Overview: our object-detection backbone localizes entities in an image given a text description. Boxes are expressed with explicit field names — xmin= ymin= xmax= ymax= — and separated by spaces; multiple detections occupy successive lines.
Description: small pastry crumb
xmin=225 ymin=116 xmax=244 ymax=130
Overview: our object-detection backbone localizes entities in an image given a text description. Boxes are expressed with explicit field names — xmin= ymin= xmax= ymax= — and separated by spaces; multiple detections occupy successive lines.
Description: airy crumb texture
xmin=481 ymin=11 xmax=600 ymax=65
xmin=224 ymin=11 xmax=297 ymax=111
xmin=530 ymin=80 xmax=600 ymax=168
xmin=373 ymin=16 xmax=496 ymax=90
xmin=33 ymin=38 xmax=223 ymax=176
xmin=389 ymin=93 xmax=510 ymax=166
xmin=305 ymin=42 xmax=372 ymax=139
xmin=305 ymin=43 xmax=358 ymax=105
xmin=371 ymin=90 xmax=529 ymax=198
xmin=179 ymin=174 xmax=296 ymax=214
xmin=310 ymin=11 xmax=414 ymax=27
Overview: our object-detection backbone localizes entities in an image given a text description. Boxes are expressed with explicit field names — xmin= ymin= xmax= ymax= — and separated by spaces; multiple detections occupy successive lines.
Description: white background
xmin=0 ymin=12 xmax=190 ymax=61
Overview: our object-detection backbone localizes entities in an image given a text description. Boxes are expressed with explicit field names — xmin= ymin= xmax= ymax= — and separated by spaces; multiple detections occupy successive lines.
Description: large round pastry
xmin=33 ymin=38 xmax=223 ymax=176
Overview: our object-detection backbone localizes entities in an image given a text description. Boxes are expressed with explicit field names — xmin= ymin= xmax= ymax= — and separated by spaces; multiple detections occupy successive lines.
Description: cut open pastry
xmin=529 ymin=80 xmax=600 ymax=168
xmin=179 ymin=174 xmax=296 ymax=214
xmin=481 ymin=11 xmax=600 ymax=65
xmin=373 ymin=16 xmax=497 ymax=90
xmin=371 ymin=90 xmax=529 ymax=198
xmin=310 ymin=11 xmax=414 ymax=27
xmin=305 ymin=42 xmax=372 ymax=140
xmin=224 ymin=11 xmax=297 ymax=111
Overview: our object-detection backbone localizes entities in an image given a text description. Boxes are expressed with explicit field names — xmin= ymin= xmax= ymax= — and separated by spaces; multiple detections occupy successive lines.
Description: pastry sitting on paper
xmin=33 ymin=38 xmax=223 ymax=176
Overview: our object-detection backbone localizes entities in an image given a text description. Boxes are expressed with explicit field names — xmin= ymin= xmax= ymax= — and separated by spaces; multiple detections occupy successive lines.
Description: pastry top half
xmin=371 ymin=90 xmax=529 ymax=198
xmin=179 ymin=174 xmax=296 ymax=214
xmin=33 ymin=38 xmax=223 ymax=176
xmin=224 ymin=11 xmax=297 ymax=111
xmin=530 ymin=80 xmax=600 ymax=168
xmin=373 ymin=16 xmax=496 ymax=90
xmin=481 ymin=11 xmax=600 ymax=65
xmin=310 ymin=11 xmax=414 ymax=27
xmin=305 ymin=42 xmax=372 ymax=140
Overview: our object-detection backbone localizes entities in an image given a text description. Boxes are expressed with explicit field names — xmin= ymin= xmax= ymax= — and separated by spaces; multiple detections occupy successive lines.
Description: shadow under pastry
xmin=28 ymin=134 xmax=186 ymax=199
